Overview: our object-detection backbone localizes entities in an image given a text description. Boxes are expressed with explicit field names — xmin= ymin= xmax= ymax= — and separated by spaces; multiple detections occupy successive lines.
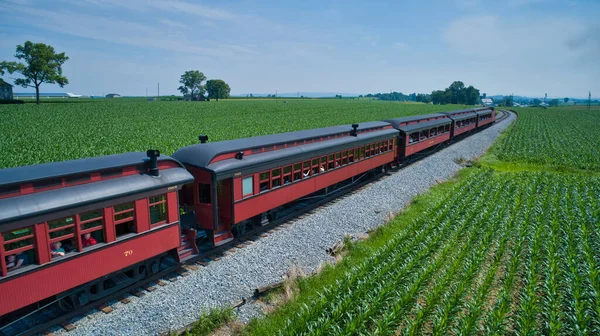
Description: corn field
xmin=254 ymin=169 xmax=600 ymax=335
xmin=493 ymin=107 xmax=600 ymax=171
xmin=0 ymin=99 xmax=467 ymax=169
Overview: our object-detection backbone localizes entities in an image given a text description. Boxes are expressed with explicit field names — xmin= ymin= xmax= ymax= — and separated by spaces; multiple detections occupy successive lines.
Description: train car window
xmin=34 ymin=178 xmax=63 ymax=190
xmin=47 ymin=217 xmax=76 ymax=258
xmin=292 ymin=163 xmax=302 ymax=182
xmin=430 ymin=128 xmax=437 ymax=136
xmin=420 ymin=130 xmax=428 ymax=140
xmin=365 ymin=145 xmax=371 ymax=158
xmin=114 ymin=202 xmax=136 ymax=238
xmin=100 ymin=168 xmax=122 ymax=178
xmin=80 ymin=210 xmax=104 ymax=249
xmin=360 ymin=147 xmax=365 ymax=158
xmin=311 ymin=159 xmax=319 ymax=175
xmin=65 ymin=174 xmax=91 ymax=184
xmin=272 ymin=169 xmax=282 ymax=188
xmin=149 ymin=195 xmax=168 ymax=228
xmin=2 ymin=227 xmax=36 ymax=275
xmin=0 ymin=184 xmax=20 ymax=196
xmin=242 ymin=176 xmax=254 ymax=195
xmin=445 ymin=125 xmax=450 ymax=132
xmin=198 ymin=183 xmax=211 ymax=204
xmin=302 ymin=161 xmax=311 ymax=177
xmin=259 ymin=171 xmax=270 ymax=191
xmin=354 ymin=148 xmax=359 ymax=159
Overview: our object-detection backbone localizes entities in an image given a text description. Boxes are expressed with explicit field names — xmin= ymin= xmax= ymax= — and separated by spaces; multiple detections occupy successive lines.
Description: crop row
xmin=251 ymin=169 xmax=600 ymax=335
xmin=492 ymin=106 xmax=600 ymax=171
xmin=0 ymin=99 xmax=468 ymax=169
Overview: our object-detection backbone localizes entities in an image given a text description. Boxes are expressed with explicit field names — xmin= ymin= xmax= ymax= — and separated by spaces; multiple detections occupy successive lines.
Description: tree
xmin=564 ymin=97 xmax=569 ymax=103
xmin=1 ymin=41 xmax=69 ymax=104
xmin=465 ymin=86 xmax=480 ymax=105
xmin=178 ymin=70 xmax=206 ymax=101
xmin=532 ymin=98 xmax=542 ymax=106
xmin=205 ymin=79 xmax=231 ymax=101
xmin=431 ymin=90 xmax=445 ymax=105
xmin=549 ymin=99 xmax=559 ymax=107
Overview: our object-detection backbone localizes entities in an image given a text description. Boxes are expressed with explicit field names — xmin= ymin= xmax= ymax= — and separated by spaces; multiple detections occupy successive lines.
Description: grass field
xmin=0 ymin=99 xmax=468 ymax=169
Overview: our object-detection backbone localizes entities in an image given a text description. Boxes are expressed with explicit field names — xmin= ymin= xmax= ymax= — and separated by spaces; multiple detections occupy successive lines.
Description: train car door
xmin=216 ymin=179 xmax=233 ymax=227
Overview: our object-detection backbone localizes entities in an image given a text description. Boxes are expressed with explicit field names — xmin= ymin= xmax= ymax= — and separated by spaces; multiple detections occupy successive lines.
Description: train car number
xmin=124 ymin=250 xmax=134 ymax=257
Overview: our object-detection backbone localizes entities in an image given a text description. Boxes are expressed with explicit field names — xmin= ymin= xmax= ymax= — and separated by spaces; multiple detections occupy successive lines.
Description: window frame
xmin=1 ymin=227 xmax=36 ymax=276
xmin=149 ymin=195 xmax=168 ymax=229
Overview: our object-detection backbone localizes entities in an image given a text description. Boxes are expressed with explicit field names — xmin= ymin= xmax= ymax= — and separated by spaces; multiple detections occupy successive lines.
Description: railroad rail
xmin=1 ymin=110 xmax=511 ymax=336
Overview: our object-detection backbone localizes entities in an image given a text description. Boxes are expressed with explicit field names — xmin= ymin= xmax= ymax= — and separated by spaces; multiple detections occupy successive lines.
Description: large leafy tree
xmin=178 ymin=70 xmax=206 ymax=101
xmin=1 ymin=41 xmax=69 ymax=104
xmin=206 ymin=79 xmax=231 ymax=101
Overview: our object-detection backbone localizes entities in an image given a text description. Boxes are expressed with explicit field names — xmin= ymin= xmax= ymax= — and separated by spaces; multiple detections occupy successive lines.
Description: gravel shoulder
xmin=54 ymin=112 xmax=516 ymax=336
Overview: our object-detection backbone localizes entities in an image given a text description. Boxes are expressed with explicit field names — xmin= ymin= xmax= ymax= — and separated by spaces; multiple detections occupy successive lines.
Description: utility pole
xmin=589 ymin=91 xmax=592 ymax=111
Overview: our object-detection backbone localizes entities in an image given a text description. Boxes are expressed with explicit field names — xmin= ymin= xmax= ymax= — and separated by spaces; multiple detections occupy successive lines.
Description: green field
xmin=248 ymin=169 xmax=600 ymax=335
xmin=241 ymin=106 xmax=600 ymax=336
xmin=0 ymin=99 xmax=468 ymax=169
xmin=490 ymin=106 xmax=600 ymax=172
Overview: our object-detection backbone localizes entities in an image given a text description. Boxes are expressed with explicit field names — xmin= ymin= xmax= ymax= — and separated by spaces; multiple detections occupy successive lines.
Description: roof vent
xmin=235 ymin=151 xmax=244 ymax=160
xmin=198 ymin=135 xmax=209 ymax=143
xmin=351 ymin=124 xmax=359 ymax=136
xmin=146 ymin=149 xmax=160 ymax=177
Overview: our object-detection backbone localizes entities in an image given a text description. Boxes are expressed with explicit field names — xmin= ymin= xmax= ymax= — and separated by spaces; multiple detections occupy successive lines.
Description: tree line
xmin=0 ymin=41 xmax=232 ymax=104
xmin=362 ymin=81 xmax=483 ymax=105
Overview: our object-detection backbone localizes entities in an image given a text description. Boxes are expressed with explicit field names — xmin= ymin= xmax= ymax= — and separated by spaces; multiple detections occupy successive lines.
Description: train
xmin=0 ymin=107 xmax=495 ymax=327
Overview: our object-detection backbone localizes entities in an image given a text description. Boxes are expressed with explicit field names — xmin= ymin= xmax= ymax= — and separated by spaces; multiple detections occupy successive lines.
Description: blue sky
xmin=1 ymin=0 xmax=599 ymax=98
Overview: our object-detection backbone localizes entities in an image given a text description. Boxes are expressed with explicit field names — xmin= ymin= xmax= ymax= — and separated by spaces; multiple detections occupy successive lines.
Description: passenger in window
xmin=6 ymin=253 xmax=29 ymax=270
xmin=51 ymin=241 xmax=65 ymax=257
xmin=303 ymin=169 xmax=310 ymax=177
xmin=320 ymin=165 xmax=325 ymax=172
xmin=82 ymin=233 xmax=97 ymax=248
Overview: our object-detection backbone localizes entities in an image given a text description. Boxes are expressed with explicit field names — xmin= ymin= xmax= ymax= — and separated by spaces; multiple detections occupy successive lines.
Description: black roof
xmin=202 ymin=129 xmax=399 ymax=178
xmin=0 ymin=168 xmax=194 ymax=228
xmin=382 ymin=113 xmax=446 ymax=128
xmin=475 ymin=109 xmax=493 ymax=116
xmin=0 ymin=152 xmax=185 ymax=187
xmin=172 ymin=121 xmax=391 ymax=169
xmin=398 ymin=118 xmax=452 ymax=133
xmin=442 ymin=108 xmax=486 ymax=115
xmin=444 ymin=112 xmax=478 ymax=121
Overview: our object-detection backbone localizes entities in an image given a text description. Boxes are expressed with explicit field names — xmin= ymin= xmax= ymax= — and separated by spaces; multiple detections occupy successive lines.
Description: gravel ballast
xmin=54 ymin=112 xmax=515 ymax=336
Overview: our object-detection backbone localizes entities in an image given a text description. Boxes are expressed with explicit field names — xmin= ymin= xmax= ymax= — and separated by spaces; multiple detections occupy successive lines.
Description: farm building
xmin=106 ymin=93 xmax=121 ymax=98
xmin=0 ymin=79 xmax=13 ymax=100
xmin=481 ymin=98 xmax=494 ymax=107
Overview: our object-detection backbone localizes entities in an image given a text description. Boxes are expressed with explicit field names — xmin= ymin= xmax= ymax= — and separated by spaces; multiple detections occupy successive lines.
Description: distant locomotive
xmin=0 ymin=107 xmax=495 ymax=326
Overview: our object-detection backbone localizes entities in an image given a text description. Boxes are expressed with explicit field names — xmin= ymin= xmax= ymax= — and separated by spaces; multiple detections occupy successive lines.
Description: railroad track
xmin=3 ymin=110 xmax=512 ymax=336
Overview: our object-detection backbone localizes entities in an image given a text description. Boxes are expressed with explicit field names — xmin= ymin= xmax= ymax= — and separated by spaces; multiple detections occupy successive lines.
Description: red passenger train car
xmin=0 ymin=107 xmax=498 ymax=329
xmin=0 ymin=151 xmax=193 ymax=317
xmin=171 ymin=122 xmax=398 ymax=248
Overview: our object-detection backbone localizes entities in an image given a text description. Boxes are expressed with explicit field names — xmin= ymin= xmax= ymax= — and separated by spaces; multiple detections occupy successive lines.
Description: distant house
xmin=106 ymin=93 xmax=121 ymax=98
xmin=0 ymin=79 xmax=13 ymax=100
xmin=481 ymin=98 xmax=494 ymax=107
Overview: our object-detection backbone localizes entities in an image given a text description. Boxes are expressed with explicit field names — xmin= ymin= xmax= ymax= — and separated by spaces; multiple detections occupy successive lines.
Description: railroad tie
xmin=60 ymin=322 xmax=76 ymax=332
xmin=97 ymin=304 xmax=113 ymax=314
